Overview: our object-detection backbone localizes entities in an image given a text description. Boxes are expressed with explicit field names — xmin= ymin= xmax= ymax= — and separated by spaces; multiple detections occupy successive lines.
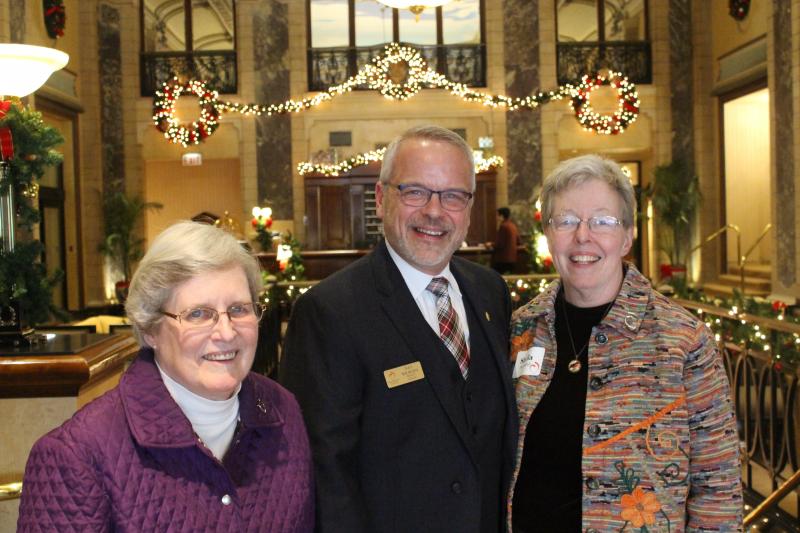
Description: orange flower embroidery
xmin=511 ymin=330 xmax=534 ymax=358
xmin=620 ymin=486 xmax=661 ymax=528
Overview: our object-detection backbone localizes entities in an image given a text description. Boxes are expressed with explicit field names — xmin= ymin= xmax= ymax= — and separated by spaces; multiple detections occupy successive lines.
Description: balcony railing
xmin=675 ymin=298 xmax=800 ymax=525
xmin=308 ymin=42 xmax=486 ymax=92
xmin=557 ymin=41 xmax=652 ymax=85
xmin=140 ymin=50 xmax=238 ymax=97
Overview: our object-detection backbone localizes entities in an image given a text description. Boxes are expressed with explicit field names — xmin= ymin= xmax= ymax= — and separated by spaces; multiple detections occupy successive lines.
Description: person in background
xmin=490 ymin=206 xmax=520 ymax=274
xmin=18 ymin=221 xmax=314 ymax=532
xmin=280 ymin=125 xmax=517 ymax=533
xmin=507 ymin=154 xmax=742 ymax=532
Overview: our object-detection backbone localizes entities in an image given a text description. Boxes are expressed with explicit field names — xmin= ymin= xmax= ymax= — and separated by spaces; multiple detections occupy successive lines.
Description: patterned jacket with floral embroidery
xmin=507 ymin=265 xmax=742 ymax=532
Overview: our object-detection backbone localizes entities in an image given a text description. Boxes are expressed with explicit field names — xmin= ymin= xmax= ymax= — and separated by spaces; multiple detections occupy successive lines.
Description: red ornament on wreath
xmin=43 ymin=0 xmax=66 ymax=38
xmin=570 ymin=71 xmax=640 ymax=135
xmin=729 ymin=0 xmax=750 ymax=21
xmin=152 ymin=78 xmax=221 ymax=148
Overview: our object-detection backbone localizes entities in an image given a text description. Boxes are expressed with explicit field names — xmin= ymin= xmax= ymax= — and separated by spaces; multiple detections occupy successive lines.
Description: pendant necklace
xmin=560 ymin=295 xmax=614 ymax=374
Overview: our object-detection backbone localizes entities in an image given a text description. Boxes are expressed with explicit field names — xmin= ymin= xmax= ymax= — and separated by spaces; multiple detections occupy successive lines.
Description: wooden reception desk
xmin=0 ymin=333 xmax=139 ymax=531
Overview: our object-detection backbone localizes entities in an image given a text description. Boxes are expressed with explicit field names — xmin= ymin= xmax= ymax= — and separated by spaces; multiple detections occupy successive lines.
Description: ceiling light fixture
xmin=376 ymin=0 xmax=454 ymax=20
xmin=0 ymin=44 xmax=69 ymax=98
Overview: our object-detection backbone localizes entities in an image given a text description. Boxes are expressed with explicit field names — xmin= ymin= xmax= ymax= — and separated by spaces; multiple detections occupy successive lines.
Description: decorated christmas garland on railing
xmin=153 ymin=43 xmax=640 ymax=147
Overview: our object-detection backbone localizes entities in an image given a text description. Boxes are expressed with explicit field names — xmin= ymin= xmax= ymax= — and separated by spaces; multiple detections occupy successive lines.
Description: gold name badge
xmin=384 ymin=361 xmax=425 ymax=389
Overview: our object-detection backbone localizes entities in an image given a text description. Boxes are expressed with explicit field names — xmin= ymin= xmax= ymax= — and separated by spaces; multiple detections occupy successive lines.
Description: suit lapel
xmin=371 ymin=242 xmax=478 ymax=465
xmin=451 ymin=260 xmax=507 ymax=364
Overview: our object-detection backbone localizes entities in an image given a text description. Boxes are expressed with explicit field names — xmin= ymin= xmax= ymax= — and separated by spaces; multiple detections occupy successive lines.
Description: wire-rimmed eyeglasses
xmin=548 ymin=214 xmax=624 ymax=234
xmin=389 ymin=183 xmax=474 ymax=212
xmin=160 ymin=302 xmax=265 ymax=329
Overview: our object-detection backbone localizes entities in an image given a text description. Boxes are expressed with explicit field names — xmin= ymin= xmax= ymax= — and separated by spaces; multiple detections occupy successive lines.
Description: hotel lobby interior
xmin=0 ymin=0 xmax=797 ymax=529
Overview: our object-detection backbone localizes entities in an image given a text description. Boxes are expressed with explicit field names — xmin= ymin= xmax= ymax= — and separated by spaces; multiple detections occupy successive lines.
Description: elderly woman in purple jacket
xmin=18 ymin=221 xmax=314 ymax=532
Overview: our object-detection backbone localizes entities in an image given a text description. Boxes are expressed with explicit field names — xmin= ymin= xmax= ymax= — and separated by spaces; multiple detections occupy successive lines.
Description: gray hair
xmin=125 ymin=220 xmax=263 ymax=346
xmin=379 ymin=125 xmax=476 ymax=190
xmin=540 ymin=154 xmax=636 ymax=228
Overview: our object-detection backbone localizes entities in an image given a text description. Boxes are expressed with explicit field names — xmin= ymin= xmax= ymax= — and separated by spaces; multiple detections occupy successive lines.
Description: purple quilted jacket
xmin=17 ymin=349 xmax=314 ymax=532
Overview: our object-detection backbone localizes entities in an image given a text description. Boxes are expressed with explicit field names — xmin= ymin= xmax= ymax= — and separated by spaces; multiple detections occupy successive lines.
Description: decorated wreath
xmin=364 ymin=44 xmax=428 ymax=101
xmin=152 ymin=78 xmax=221 ymax=147
xmin=43 ymin=0 xmax=66 ymax=39
xmin=729 ymin=0 xmax=750 ymax=21
xmin=570 ymin=71 xmax=640 ymax=135
xmin=151 ymin=44 xmax=641 ymax=146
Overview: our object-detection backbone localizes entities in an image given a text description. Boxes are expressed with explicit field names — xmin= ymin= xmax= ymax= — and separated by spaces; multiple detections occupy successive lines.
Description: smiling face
xmin=376 ymin=138 xmax=473 ymax=275
xmin=145 ymin=266 xmax=258 ymax=400
xmin=546 ymin=179 xmax=633 ymax=307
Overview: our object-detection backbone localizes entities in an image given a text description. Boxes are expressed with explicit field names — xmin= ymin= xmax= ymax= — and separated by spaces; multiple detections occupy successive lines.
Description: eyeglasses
xmin=161 ymin=302 xmax=264 ymax=329
xmin=548 ymin=214 xmax=624 ymax=234
xmin=389 ymin=183 xmax=474 ymax=212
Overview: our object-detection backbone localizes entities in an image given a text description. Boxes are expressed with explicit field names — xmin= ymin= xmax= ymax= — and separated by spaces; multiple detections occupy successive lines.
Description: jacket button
xmin=589 ymin=376 xmax=603 ymax=391
xmin=587 ymin=424 xmax=601 ymax=438
xmin=585 ymin=477 xmax=599 ymax=490
xmin=451 ymin=482 xmax=462 ymax=494
xmin=595 ymin=333 xmax=607 ymax=344
xmin=221 ymin=494 xmax=232 ymax=506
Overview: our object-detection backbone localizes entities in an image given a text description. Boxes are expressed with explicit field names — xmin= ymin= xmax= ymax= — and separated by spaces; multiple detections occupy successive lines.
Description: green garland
xmin=0 ymin=103 xmax=64 ymax=325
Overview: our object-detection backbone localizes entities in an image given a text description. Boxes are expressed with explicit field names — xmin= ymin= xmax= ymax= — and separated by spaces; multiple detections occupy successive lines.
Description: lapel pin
xmin=485 ymin=311 xmax=491 ymax=321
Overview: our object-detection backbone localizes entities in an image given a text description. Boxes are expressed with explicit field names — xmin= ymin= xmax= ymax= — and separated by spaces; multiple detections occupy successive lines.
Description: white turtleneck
xmin=156 ymin=361 xmax=241 ymax=461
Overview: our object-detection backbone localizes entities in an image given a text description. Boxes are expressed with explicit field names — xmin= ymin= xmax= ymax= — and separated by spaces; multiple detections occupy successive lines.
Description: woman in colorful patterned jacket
xmin=508 ymin=155 xmax=742 ymax=532
xmin=18 ymin=221 xmax=314 ymax=532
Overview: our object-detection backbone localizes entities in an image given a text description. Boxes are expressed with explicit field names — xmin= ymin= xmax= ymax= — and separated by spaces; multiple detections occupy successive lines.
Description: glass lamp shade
xmin=0 ymin=44 xmax=69 ymax=97
xmin=376 ymin=0 xmax=453 ymax=8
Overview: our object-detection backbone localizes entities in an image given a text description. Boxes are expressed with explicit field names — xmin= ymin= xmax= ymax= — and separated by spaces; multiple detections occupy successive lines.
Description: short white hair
xmin=541 ymin=154 xmax=636 ymax=228
xmin=379 ymin=125 xmax=476 ymax=190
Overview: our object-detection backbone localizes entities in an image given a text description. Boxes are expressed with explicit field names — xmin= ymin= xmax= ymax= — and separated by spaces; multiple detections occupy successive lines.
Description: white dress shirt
xmin=386 ymin=241 xmax=471 ymax=344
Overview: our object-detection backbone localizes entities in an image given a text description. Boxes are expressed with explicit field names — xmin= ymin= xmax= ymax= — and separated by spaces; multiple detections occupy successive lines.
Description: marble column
xmin=97 ymin=3 xmax=125 ymax=194
xmin=9 ymin=0 xmax=24 ymax=43
xmin=503 ymin=0 xmax=541 ymax=204
xmin=773 ymin=0 xmax=795 ymax=286
xmin=253 ymin=1 xmax=292 ymax=218
xmin=669 ymin=0 xmax=693 ymax=172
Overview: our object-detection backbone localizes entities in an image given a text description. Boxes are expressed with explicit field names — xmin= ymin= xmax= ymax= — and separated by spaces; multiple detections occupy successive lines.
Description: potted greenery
xmin=644 ymin=159 xmax=701 ymax=280
xmin=98 ymin=191 xmax=162 ymax=302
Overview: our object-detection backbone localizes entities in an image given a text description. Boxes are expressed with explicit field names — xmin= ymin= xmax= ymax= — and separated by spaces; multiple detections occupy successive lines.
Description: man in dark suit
xmin=280 ymin=125 xmax=516 ymax=533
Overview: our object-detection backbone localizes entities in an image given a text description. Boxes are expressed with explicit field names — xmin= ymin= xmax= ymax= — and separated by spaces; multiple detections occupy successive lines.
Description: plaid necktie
xmin=426 ymin=277 xmax=470 ymax=379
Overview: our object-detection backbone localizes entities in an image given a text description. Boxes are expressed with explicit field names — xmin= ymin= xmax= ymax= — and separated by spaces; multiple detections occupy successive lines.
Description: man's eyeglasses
xmin=161 ymin=302 xmax=264 ymax=329
xmin=389 ymin=183 xmax=473 ymax=212
xmin=548 ymin=214 xmax=624 ymax=234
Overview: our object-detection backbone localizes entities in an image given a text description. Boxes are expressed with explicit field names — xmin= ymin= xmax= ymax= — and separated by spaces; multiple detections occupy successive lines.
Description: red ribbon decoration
xmin=0 ymin=100 xmax=14 ymax=161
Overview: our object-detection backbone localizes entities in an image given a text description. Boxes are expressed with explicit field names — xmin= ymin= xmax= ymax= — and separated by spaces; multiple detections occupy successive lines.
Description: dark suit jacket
xmin=280 ymin=240 xmax=517 ymax=533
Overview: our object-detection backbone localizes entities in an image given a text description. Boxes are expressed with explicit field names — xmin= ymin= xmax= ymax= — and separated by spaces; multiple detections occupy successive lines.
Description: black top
xmin=511 ymin=289 xmax=612 ymax=533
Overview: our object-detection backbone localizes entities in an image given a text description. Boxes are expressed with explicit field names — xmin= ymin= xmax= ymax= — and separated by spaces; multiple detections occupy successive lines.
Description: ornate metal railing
xmin=675 ymin=298 xmax=800 ymax=524
xmin=556 ymin=41 xmax=651 ymax=84
xmin=140 ymin=50 xmax=238 ymax=96
xmin=308 ymin=42 xmax=486 ymax=92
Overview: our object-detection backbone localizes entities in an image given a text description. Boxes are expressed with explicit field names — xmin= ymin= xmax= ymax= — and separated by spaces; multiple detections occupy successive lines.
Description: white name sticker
xmin=513 ymin=346 xmax=545 ymax=378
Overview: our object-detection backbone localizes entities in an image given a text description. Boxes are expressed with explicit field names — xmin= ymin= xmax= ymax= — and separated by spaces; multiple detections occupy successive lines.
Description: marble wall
xmin=773 ymin=0 xmax=795 ymax=287
xmin=9 ymin=0 xmax=24 ymax=43
xmin=503 ymin=0 xmax=541 ymax=206
xmin=253 ymin=1 xmax=292 ymax=218
xmin=97 ymin=3 xmax=125 ymax=194
xmin=669 ymin=0 xmax=694 ymax=172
